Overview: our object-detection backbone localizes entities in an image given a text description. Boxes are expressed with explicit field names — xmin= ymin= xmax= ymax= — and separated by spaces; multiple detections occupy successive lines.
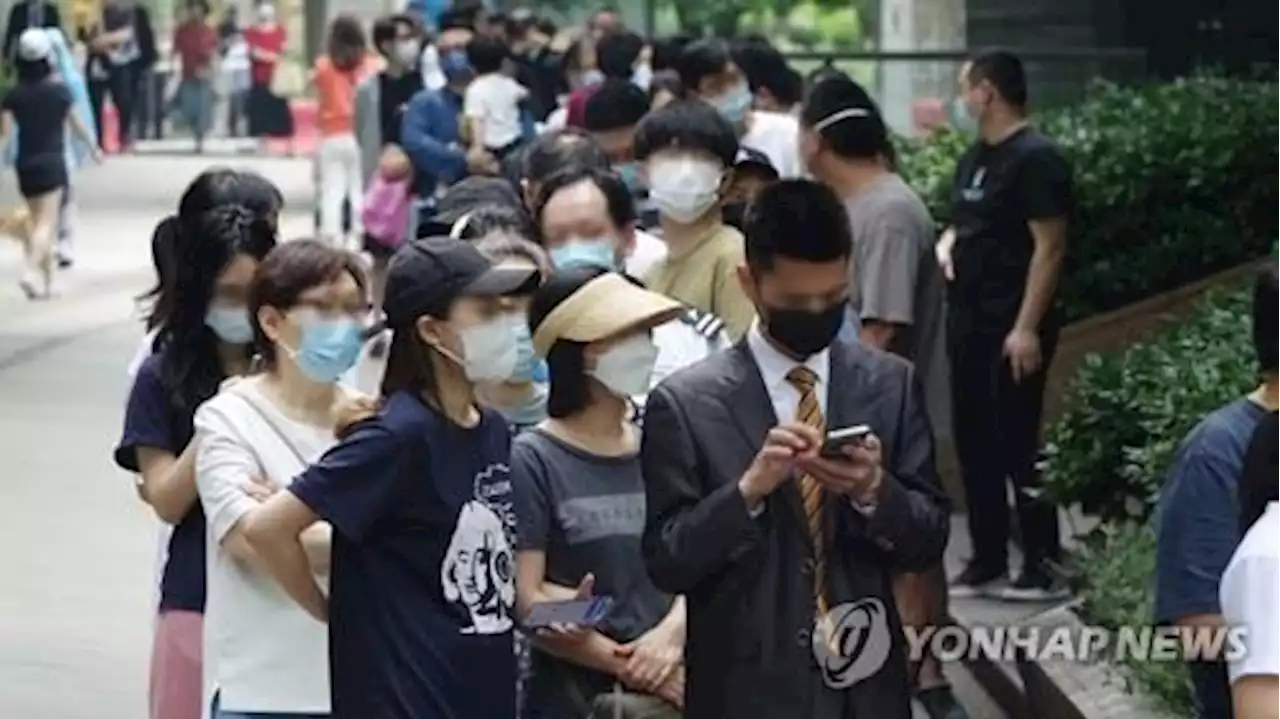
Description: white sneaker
xmin=18 ymin=269 xmax=41 ymax=299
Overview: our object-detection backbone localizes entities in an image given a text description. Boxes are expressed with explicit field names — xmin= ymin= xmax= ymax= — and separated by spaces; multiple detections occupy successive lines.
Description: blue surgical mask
xmin=615 ymin=162 xmax=643 ymax=193
xmin=713 ymin=82 xmax=752 ymax=126
xmin=205 ymin=306 xmax=254 ymax=344
xmin=287 ymin=319 xmax=365 ymax=383
xmin=510 ymin=322 xmax=539 ymax=382
xmin=549 ymin=239 xmax=619 ymax=271
xmin=530 ymin=359 xmax=549 ymax=383
xmin=441 ymin=49 xmax=472 ymax=83
xmin=497 ymin=381 xmax=548 ymax=429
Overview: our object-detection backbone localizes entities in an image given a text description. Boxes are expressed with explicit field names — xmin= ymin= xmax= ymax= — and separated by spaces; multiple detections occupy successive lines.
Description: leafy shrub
xmin=1068 ymin=523 xmax=1194 ymax=717
xmin=896 ymin=77 xmax=1278 ymax=323
xmin=1042 ymin=286 xmax=1255 ymax=524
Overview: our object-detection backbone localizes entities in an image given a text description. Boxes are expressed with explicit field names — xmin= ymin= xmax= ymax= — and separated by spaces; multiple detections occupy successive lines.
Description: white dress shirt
xmin=746 ymin=320 xmax=830 ymax=424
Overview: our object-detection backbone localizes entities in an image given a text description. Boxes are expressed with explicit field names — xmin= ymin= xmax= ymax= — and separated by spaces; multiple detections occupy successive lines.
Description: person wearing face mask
xmin=936 ymin=51 xmax=1072 ymax=602
xmin=242 ymin=236 xmax=539 ymax=719
xmin=633 ymin=100 xmax=755 ymax=340
xmin=356 ymin=14 xmax=425 ymax=188
xmin=565 ymin=30 xmax=644 ymax=128
xmin=115 ymin=203 xmax=277 ymax=719
xmin=532 ymin=165 xmax=731 ymax=399
xmin=514 ymin=267 xmax=688 ymax=719
xmin=675 ymin=38 xmax=801 ymax=178
xmin=583 ymin=79 xmax=657 ymax=228
xmin=640 ymin=180 xmax=949 ymax=719
xmin=193 ymin=240 xmax=370 ymax=719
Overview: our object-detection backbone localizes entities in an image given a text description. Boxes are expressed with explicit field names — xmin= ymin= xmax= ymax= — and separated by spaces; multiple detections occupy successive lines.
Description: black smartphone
xmin=523 ymin=596 xmax=614 ymax=630
xmin=820 ymin=425 xmax=872 ymax=458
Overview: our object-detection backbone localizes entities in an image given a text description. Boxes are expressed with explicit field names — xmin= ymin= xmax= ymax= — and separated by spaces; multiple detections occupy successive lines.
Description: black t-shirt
xmin=290 ymin=391 xmax=517 ymax=719
xmin=2 ymin=79 xmax=72 ymax=167
xmin=378 ymin=70 xmax=423 ymax=147
xmin=947 ymin=127 xmax=1072 ymax=335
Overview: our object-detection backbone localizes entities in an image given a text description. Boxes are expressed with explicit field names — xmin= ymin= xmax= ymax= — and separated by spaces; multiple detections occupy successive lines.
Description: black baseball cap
xmin=422 ymin=177 xmax=525 ymax=237
xmin=383 ymin=236 xmax=539 ymax=328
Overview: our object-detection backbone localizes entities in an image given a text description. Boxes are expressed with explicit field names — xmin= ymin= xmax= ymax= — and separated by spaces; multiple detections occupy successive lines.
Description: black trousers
xmin=88 ymin=65 xmax=136 ymax=149
xmin=949 ymin=326 xmax=1061 ymax=571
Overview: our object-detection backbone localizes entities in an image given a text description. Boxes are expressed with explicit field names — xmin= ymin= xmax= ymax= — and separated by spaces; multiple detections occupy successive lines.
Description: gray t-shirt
xmin=511 ymin=428 xmax=673 ymax=712
xmin=845 ymin=174 xmax=951 ymax=441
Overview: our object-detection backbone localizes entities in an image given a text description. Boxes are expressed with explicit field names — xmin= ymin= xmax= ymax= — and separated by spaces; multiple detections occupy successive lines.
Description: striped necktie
xmin=786 ymin=365 xmax=828 ymax=616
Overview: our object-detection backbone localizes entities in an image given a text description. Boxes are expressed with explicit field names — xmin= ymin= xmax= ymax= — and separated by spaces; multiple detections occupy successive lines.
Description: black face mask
xmin=762 ymin=302 xmax=845 ymax=358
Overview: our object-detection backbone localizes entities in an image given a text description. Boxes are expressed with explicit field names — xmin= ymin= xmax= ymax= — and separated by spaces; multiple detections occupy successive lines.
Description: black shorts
xmin=361 ymin=233 xmax=399 ymax=259
xmin=16 ymin=158 xmax=67 ymax=199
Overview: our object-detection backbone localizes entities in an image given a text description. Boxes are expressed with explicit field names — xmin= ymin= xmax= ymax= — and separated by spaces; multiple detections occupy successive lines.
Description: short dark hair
xmin=15 ymin=56 xmax=50 ymax=82
xmin=1253 ymin=265 xmax=1278 ymax=374
xmin=583 ymin=79 xmax=650 ymax=133
xmin=597 ymin=30 xmax=645 ymax=79
xmin=800 ymin=75 xmax=891 ymax=161
xmin=326 ymin=14 xmax=367 ymax=72
xmin=744 ymin=179 xmax=851 ymax=271
xmin=675 ymin=38 xmax=733 ymax=95
xmin=533 ymin=166 xmax=636 ymax=241
xmin=438 ymin=8 xmax=473 ymax=32
xmin=372 ymin=13 xmax=418 ymax=55
xmin=651 ymin=33 xmax=694 ymax=71
xmin=633 ymin=99 xmax=738 ymax=167
xmin=466 ymin=35 xmax=508 ymax=75
xmin=730 ymin=35 xmax=788 ymax=95
xmin=967 ymin=50 xmax=1028 ymax=108
xmin=451 ymin=204 xmax=538 ymax=243
xmin=521 ymin=130 xmax=610 ymax=185
xmin=249 ymin=240 xmax=368 ymax=367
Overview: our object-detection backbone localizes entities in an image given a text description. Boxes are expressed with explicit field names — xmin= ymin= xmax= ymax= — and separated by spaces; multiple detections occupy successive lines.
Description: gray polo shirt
xmin=845 ymin=173 xmax=951 ymax=441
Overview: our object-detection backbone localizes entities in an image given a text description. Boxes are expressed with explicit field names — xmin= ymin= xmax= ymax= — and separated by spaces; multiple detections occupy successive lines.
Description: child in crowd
xmin=463 ymin=35 xmax=528 ymax=164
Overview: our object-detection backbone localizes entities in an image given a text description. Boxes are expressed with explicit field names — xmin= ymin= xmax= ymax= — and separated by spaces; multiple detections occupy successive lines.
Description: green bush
xmin=1069 ymin=523 xmax=1194 ymax=717
xmin=896 ymin=77 xmax=1278 ymax=323
xmin=1042 ymin=286 xmax=1255 ymax=524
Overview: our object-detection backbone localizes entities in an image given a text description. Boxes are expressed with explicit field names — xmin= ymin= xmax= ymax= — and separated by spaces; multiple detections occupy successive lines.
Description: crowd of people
xmin=85 ymin=3 xmax=1280 ymax=719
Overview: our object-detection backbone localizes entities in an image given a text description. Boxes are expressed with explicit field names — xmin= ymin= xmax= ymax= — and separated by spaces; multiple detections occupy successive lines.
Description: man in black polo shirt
xmin=938 ymin=51 xmax=1073 ymax=602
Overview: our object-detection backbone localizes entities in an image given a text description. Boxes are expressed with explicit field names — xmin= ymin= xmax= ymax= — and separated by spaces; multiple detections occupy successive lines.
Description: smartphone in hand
xmin=819 ymin=425 xmax=872 ymax=458
xmin=523 ymin=596 xmax=614 ymax=630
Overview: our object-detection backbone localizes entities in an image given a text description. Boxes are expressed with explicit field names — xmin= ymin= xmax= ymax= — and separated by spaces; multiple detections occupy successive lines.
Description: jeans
xmin=948 ymin=326 xmax=1062 ymax=571
xmin=210 ymin=693 xmax=328 ymax=719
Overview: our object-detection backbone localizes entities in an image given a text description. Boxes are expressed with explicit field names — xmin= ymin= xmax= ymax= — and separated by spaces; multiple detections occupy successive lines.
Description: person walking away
xmin=312 ymin=15 xmax=373 ymax=248
xmin=172 ymin=2 xmax=218 ymax=154
xmin=639 ymin=180 xmax=950 ymax=719
xmin=463 ymin=35 xmax=527 ymax=167
xmin=514 ymin=267 xmax=688 ymax=718
xmin=632 ymin=100 xmax=756 ymax=339
xmin=42 ymin=28 xmax=96 ymax=269
xmin=243 ymin=237 xmax=540 ymax=718
xmin=1 ymin=29 xmax=99 ymax=299
xmin=115 ymin=203 xmax=277 ymax=719
xmin=244 ymin=3 xmax=293 ymax=154
xmin=219 ymin=7 xmax=251 ymax=139
xmin=2 ymin=0 xmax=60 ymax=63
xmin=800 ymin=74 xmax=961 ymax=719
xmin=195 ymin=240 xmax=371 ymax=719
xmin=936 ymin=51 xmax=1073 ymax=601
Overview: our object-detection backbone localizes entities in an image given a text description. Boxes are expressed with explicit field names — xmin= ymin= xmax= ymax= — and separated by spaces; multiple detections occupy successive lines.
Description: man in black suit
xmin=2 ymin=0 xmax=61 ymax=63
xmin=641 ymin=179 xmax=951 ymax=719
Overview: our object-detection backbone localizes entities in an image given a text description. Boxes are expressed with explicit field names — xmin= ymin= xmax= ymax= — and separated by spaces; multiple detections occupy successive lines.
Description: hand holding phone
xmin=820 ymin=425 xmax=872 ymax=458
xmin=524 ymin=596 xmax=614 ymax=630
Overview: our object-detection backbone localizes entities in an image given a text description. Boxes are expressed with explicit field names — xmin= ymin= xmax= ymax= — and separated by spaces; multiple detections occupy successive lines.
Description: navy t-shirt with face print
xmin=290 ymin=390 xmax=518 ymax=719
xmin=113 ymin=352 xmax=207 ymax=613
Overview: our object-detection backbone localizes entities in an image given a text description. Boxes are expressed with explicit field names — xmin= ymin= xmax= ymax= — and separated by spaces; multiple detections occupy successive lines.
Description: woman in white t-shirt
xmin=1219 ymin=412 xmax=1279 ymax=719
xmin=193 ymin=240 xmax=372 ymax=719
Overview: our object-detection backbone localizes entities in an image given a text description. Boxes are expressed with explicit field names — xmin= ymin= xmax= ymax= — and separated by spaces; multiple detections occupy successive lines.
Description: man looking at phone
xmin=641 ymin=180 xmax=950 ymax=719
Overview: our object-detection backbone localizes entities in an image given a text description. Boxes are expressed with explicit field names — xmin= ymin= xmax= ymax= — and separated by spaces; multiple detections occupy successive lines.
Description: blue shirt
xmin=290 ymin=391 xmax=518 ymax=719
xmin=401 ymin=87 xmax=465 ymax=198
xmin=114 ymin=352 xmax=207 ymax=613
xmin=1153 ymin=397 xmax=1267 ymax=717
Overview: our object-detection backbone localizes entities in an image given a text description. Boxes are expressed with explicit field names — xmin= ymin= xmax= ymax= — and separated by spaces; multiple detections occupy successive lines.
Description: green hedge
xmin=1042 ymin=286 xmax=1254 ymax=523
xmin=896 ymin=77 xmax=1278 ymax=323
xmin=1069 ymin=523 xmax=1193 ymax=717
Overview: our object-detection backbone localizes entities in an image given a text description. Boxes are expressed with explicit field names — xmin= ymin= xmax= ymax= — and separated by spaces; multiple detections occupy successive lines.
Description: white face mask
xmin=393 ymin=39 xmax=421 ymax=67
xmin=591 ymin=333 xmax=659 ymax=398
xmin=453 ymin=314 xmax=520 ymax=382
xmin=256 ymin=4 xmax=275 ymax=22
xmin=646 ymin=156 xmax=723 ymax=224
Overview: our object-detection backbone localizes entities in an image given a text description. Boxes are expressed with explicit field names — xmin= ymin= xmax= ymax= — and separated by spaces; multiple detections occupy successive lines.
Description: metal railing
xmin=784 ymin=48 xmax=1148 ymax=136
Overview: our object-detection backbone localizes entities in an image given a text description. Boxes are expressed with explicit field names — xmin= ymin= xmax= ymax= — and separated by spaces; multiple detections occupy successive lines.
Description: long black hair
xmin=158 ymin=204 xmax=276 ymax=422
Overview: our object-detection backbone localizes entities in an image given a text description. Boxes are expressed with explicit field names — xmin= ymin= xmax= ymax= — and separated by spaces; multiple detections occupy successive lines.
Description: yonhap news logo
xmin=903 ymin=624 xmax=1249 ymax=663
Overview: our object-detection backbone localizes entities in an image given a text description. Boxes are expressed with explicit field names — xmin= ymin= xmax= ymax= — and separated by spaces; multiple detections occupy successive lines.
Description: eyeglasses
xmin=288 ymin=300 xmax=375 ymax=322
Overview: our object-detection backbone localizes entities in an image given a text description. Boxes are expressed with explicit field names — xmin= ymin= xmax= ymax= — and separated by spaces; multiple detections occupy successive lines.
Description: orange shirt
xmin=312 ymin=54 xmax=377 ymax=136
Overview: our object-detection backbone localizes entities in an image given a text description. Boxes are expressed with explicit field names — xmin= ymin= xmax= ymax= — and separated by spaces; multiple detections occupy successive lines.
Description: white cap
xmin=17 ymin=28 xmax=51 ymax=62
